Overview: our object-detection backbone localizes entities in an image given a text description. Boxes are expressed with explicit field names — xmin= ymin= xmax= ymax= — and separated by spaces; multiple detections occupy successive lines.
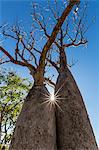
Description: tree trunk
xmin=9 ymin=85 xmax=56 ymax=150
xmin=55 ymin=68 xmax=98 ymax=150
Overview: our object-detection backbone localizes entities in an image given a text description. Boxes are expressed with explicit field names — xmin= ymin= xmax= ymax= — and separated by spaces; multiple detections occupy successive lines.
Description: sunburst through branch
xmin=41 ymin=84 xmax=66 ymax=112
xmin=41 ymin=92 xmax=62 ymax=111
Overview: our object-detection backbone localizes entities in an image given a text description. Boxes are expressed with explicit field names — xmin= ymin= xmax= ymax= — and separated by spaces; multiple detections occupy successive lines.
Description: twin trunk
xmin=10 ymin=68 xmax=98 ymax=150
xmin=10 ymin=30 xmax=98 ymax=149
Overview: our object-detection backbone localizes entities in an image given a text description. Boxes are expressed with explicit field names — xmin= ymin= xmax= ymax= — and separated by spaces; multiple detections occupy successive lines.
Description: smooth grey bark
xmin=9 ymin=85 xmax=56 ymax=150
xmin=55 ymin=68 xmax=98 ymax=150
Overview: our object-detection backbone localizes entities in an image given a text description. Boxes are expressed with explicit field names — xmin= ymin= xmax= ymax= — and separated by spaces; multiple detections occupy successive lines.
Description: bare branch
xmin=63 ymin=39 xmax=88 ymax=48
xmin=2 ymin=31 xmax=17 ymax=40
xmin=67 ymin=59 xmax=78 ymax=68
xmin=38 ymin=0 xmax=79 ymax=73
xmin=0 ymin=60 xmax=10 ymax=65
xmin=47 ymin=0 xmax=59 ymax=21
xmin=33 ymin=47 xmax=59 ymax=72
xmin=2 ymin=27 xmax=38 ymax=67
xmin=0 ymin=46 xmax=36 ymax=71
xmin=45 ymin=77 xmax=55 ymax=87
xmin=21 ymin=39 xmax=38 ymax=66
xmin=46 ymin=58 xmax=59 ymax=72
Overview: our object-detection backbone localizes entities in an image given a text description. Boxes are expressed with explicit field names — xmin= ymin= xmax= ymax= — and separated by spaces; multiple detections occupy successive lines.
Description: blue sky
xmin=0 ymin=0 xmax=99 ymax=145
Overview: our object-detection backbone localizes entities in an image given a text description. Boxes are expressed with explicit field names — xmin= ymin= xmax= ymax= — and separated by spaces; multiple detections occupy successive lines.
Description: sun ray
xmin=55 ymin=80 xmax=67 ymax=96
xmin=40 ymin=82 xmax=67 ymax=111
xmin=40 ymin=90 xmax=64 ymax=112
xmin=41 ymin=92 xmax=49 ymax=98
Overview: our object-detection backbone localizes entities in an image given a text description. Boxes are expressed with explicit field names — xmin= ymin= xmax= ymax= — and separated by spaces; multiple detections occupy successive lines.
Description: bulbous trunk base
xmin=55 ymin=68 xmax=98 ymax=150
xmin=10 ymin=85 xmax=56 ymax=150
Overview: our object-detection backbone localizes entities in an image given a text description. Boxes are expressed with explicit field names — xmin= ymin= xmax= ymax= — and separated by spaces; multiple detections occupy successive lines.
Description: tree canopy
xmin=0 ymin=68 xmax=32 ymax=149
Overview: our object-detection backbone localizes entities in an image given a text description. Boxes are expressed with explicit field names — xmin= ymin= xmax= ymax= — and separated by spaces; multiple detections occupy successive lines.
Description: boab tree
xmin=48 ymin=4 xmax=98 ymax=150
xmin=0 ymin=1 xmax=79 ymax=149
xmin=55 ymin=31 xmax=98 ymax=149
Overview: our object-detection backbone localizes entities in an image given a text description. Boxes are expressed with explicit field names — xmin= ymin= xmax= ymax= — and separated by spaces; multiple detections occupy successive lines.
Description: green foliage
xmin=0 ymin=68 xmax=32 ymax=149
